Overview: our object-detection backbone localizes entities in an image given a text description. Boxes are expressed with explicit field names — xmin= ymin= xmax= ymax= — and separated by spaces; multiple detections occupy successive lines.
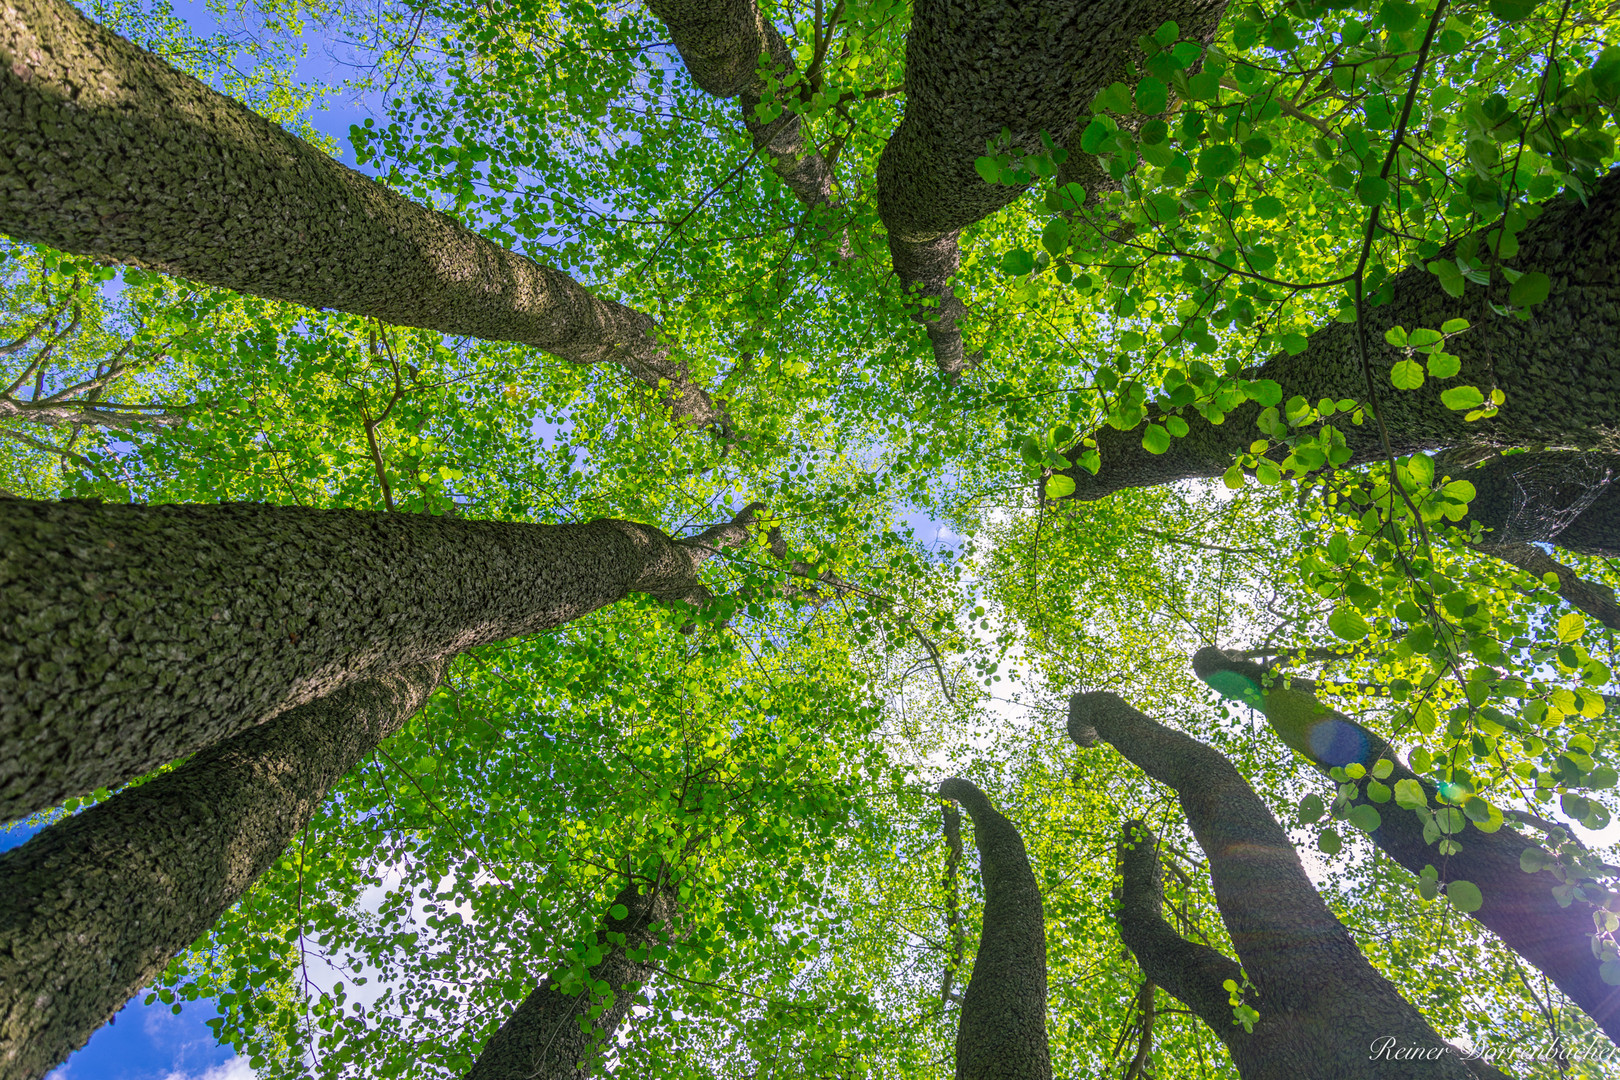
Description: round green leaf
xmin=1348 ymin=804 xmax=1382 ymax=832
xmin=1390 ymin=360 xmax=1424 ymax=389
xmin=1196 ymin=144 xmax=1239 ymax=178
xmin=1508 ymin=271 xmax=1550 ymax=306
xmin=1141 ymin=424 xmax=1172 ymax=454
xmin=1489 ymin=0 xmax=1539 ymax=21
xmin=1446 ymin=879 xmax=1484 ymax=913
xmin=1328 ymin=607 xmax=1370 ymax=641
xmin=1318 ymin=829 xmax=1343 ymax=855
xmin=1045 ymin=474 xmax=1077 ymax=499
xmin=1135 ymin=77 xmax=1168 ymax=116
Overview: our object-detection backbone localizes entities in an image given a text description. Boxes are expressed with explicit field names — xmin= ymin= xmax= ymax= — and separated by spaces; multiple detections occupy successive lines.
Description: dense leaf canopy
xmin=4 ymin=0 xmax=1620 ymax=1077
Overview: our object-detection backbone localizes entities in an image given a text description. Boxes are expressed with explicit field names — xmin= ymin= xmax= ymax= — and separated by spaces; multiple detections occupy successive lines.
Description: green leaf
xmin=1000 ymin=248 xmax=1036 ymax=276
xmin=1252 ymin=195 xmax=1283 ymax=219
xmin=1348 ymin=804 xmax=1383 ymax=832
xmin=974 ymin=156 xmax=1001 ymax=185
xmin=1440 ymin=317 xmax=1470 ymax=334
xmin=1328 ymin=607 xmax=1371 ymax=641
xmin=1222 ymin=464 xmax=1246 ymax=489
xmin=1427 ymin=260 xmax=1465 ymax=298
xmin=1556 ymin=612 xmax=1586 ymax=643
xmin=1141 ymin=424 xmax=1172 ymax=454
xmin=1135 ymin=77 xmax=1168 ymax=115
xmin=1383 ymin=326 xmax=1408 ymax=347
xmin=1241 ymin=135 xmax=1272 ymax=160
xmin=1446 ymin=879 xmax=1484 ymax=913
xmin=1299 ymin=793 xmax=1326 ymax=824
xmin=1318 ymin=829 xmax=1343 ymax=855
xmin=1356 ymin=175 xmax=1389 ymax=207
xmin=610 ymin=903 xmax=629 ymax=920
xmin=1041 ymin=219 xmax=1070 ymax=256
xmin=1509 ymin=271 xmax=1550 ymax=306
xmin=1045 ymin=474 xmax=1076 ymax=499
xmin=1440 ymin=386 xmax=1485 ymax=410
xmin=1426 ymin=352 xmax=1461 ymax=378
xmin=1393 ymin=778 xmax=1428 ymax=810
xmin=1196 ymin=144 xmax=1239 ymax=178
xmin=1019 ymin=436 xmax=1043 ymax=466
xmin=1390 ymin=360 xmax=1424 ymax=390
xmin=1488 ymin=0 xmax=1539 ymax=20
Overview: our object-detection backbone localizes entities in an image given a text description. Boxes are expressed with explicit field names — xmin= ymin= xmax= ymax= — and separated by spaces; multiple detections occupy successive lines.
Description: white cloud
xmin=162 ymin=1057 xmax=257 ymax=1080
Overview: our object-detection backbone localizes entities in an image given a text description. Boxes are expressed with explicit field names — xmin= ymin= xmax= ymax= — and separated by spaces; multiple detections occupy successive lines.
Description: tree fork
xmin=1191 ymin=646 xmax=1620 ymax=1043
xmin=464 ymin=879 xmax=675 ymax=1080
xmin=1068 ymin=691 xmax=1502 ymax=1079
xmin=937 ymin=777 xmax=1050 ymax=1080
xmin=0 ymin=661 xmax=445 ymax=1080
xmin=0 ymin=498 xmax=757 ymax=820
xmin=876 ymin=0 xmax=1226 ymax=376
xmin=0 ymin=0 xmax=724 ymax=428
xmin=644 ymin=0 xmax=835 ymax=212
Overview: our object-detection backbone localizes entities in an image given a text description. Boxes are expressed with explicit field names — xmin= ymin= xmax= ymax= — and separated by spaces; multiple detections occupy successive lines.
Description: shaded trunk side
xmin=644 ymin=0 xmax=834 ymax=210
xmin=1459 ymin=450 xmax=1619 ymax=558
xmin=1192 ymin=647 xmax=1620 ymax=1045
xmin=1059 ymin=169 xmax=1620 ymax=500
xmin=0 ymin=661 xmax=444 ymax=1080
xmin=937 ymin=777 xmax=1050 ymax=1080
xmin=1 ymin=499 xmax=754 ymax=820
xmin=464 ymin=881 xmax=675 ymax=1080
xmin=0 ymin=0 xmax=721 ymax=426
xmin=1068 ymin=692 xmax=1485 ymax=1079
xmin=1113 ymin=819 xmax=1247 ymax=1053
xmin=876 ymin=0 xmax=1226 ymax=375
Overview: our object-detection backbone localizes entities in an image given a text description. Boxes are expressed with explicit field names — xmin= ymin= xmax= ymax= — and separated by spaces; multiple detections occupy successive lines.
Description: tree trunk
xmin=1068 ymin=691 xmax=1501 ymax=1079
xmin=1459 ymin=450 xmax=1618 ymax=558
xmin=1191 ymin=647 xmax=1620 ymax=1045
xmin=0 ymin=498 xmax=755 ymax=820
xmin=1473 ymin=541 xmax=1620 ymax=632
xmin=936 ymin=777 xmax=1050 ymax=1080
xmin=0 ymin=661 xmax=444 ymax=1080
xmin=464 ymin=880 xmax=675 ymax=1080
xmin=1059 ymin=168 xmax=1620 ymax=500
xmin=0 ymin=0 xmax=722 ymax=428
xmin=876 ymin=0 xmax=1226 ymax=375
xmin=644 ymin=0 xmax=834 ymax=211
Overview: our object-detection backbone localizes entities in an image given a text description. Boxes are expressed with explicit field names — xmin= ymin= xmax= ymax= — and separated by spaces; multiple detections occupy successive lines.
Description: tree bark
xmin=0 ymin=661 xmax=444 ymax=1080
xmin=1058 ymin=168 xmax=1620 ymax=500
xmin=644 ymin=0 xmax=834 ymax=211
xmin=1068 ymin=691 xmax=1496 ymax=1079
xmin=464 ymin=880 xmax=675 ymax=1080
xmin=1458 ymin=450 xmax=1618 ymax=558
xmin=936 ymin=777 xmax=1050 ymax=1080
xmin=0 ymin=0 xmax=723 ymax=428
xmin=1474 ymin=541 xmax=1620 ymax=632
xmin=1191 ymin=647 xmax=1620 ymax=1045
xmin=876 ymin=0 xmax=1226 ymax=376
xmin=0 ymin=498 xmax=756 ymax=820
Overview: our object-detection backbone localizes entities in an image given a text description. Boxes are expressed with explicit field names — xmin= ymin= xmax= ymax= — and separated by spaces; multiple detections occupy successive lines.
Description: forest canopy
xmin=3 ymin=0 xmax=1620 ymax=1077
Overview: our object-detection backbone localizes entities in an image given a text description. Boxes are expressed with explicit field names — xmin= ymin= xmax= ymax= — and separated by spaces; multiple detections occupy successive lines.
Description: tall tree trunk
xmin=0 ymin=0 xmax=723 ymax=428
xmin=1190 ymin=647 xmax=1620 ymax=1045
xmin=1 ymin=498 xmax=756 ymax=820
xmin=644 ymin=0 xmax=834 ymax=211
xmin=876 ymin=0 xmax=1226 ymax=376
xmin=1068 ymin=691 xmax=1506 ymax=1080
xmin=0 ymin=661 xmax=444 ymax=1080
xmin=936 ymin=777 xmax=1050 ymax=1080
xmin=464 ymin=880 xmax=675 ymax=1080
xmin=1058 ymin=168 xmax=1620 ymax=501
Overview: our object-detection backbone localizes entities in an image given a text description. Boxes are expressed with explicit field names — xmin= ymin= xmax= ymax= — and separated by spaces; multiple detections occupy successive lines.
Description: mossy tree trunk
xmin=463 ymin=880 xmax=676 ymax=1080
xmin=1192 ymin=647 xmax=1620 ymax=1044
xmin=937 ymin=777 xmax=1050 ymax=1080
xmin=0 ymin=662 xmax=444 ymax=1080
xmin=0 ymin=0 xmax=721 ymax=426
xmin=1068 ymin=691 xmax=1508 ymax=1079
xmin=1 ymin=499 xmax=755 ymax=820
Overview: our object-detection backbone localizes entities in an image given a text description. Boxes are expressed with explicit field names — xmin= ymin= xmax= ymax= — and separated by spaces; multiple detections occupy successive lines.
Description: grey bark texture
xmin=1192 ymin=647 xmax=1620 ymax=1045
xmin=936 ymin=777 xmax=1050 ymax=1080
xmin=1059 ymin=167 xmax=1620 ymax=499
xmin=644 ymin=0 xmax=835 ymax=210
xmin=1 ymin=498 xmax=756 ymax=820
xmin=0 ymin=0 xmax=722 ymax=428
xmin=876 ymin=0 xmax=1226 ymax=376
xmin=464 ymin=880 xmax=675 ymax=1080
xmin=0 ymin=661 xmax=444 ymax=1080
xmin=1068 ymin=691 xmax=1501 ymax=1080
xmin=1458 ymin=450 xmax=1618 ymax=558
